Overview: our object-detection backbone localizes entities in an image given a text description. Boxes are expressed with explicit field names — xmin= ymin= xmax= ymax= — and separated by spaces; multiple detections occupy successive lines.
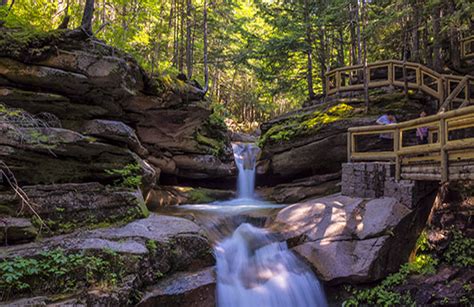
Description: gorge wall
xmin=0 ymin=28 xmax=234 ymax=304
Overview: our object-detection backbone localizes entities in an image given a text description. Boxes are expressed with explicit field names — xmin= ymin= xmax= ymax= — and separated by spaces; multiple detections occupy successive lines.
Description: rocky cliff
xmin=0 ymin=28 xmax=233 ymax=304
xmin=256 ymin=90 xmax=436 ymax=202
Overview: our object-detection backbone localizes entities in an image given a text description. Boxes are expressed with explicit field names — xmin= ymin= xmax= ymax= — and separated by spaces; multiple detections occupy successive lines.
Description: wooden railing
xmin=325 ymin=60 xmax=474 ymax=111
xmin=461 ymin=35 xmax=474 ymax=59
xmin=347 ymin=105 xmax=474 ymax=182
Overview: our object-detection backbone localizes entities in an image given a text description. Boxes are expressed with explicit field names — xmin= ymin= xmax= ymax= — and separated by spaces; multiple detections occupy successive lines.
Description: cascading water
xmin=216 ymin=223 xmax=328 ymax=307
xmin=213 ymin=143 xmax=328 ymax=307
xmin=174 ymin=143 xmax=327 ymax=306
xmin=232 ymin=143 xmax=260 ymax=199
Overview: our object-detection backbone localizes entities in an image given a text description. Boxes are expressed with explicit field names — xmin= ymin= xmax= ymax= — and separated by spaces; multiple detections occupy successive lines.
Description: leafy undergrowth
xmin=343 ymin=229 xmax=474 ymax=306
xmin=0 ymin=249 xmax=124 ymax=301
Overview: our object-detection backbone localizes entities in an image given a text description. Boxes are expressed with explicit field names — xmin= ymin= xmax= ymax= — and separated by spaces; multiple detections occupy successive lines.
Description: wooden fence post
xmin=440 ymin=118 xmax=448 ymax=182
xmin=388 ymin=62 xmax=393 ymax=85
xmin=336 ymin=71 xmax=341 ymax=92
xmin=394 ymin=128 xmax=401 ymax=181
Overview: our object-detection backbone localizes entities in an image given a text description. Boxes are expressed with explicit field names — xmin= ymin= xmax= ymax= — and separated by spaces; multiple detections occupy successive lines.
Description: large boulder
xmin=257 ymin=172 xmax=341 ymax=203
xmin=138 ymin=267 xmax=216 ymax=307
xmin=0 ymin=217 xmax=37 ymax=245
xmin=0 ymin=214 xmax=214 ymax=304
xmin=271 ymin=193 xmax=436 ymax=284
xmin=146 ymin=185 xmax=235 ymax=208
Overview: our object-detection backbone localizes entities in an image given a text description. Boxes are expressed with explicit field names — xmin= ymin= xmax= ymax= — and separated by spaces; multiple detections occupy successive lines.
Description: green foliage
xmin=0 ymin=249 xmax=123 ymax=299
xmin=443 ymin=230 xmax=474 ymax=267
xmin=343 ymin=231 xmax=438 ymax=306
xmin=146 ymin=240 xmax=158 ymax=253
xmin=105 ymin=163 xmax=142 ymax=189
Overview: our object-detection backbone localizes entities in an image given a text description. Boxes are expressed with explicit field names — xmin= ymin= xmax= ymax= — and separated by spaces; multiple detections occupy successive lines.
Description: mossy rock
xmin=258 ymin=102 xmax=354 ymax=147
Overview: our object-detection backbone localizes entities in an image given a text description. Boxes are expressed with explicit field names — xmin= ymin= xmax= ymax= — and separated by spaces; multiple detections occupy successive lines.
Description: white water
xmin=216 ymin=223 xmax=327 ymax=307
xmin=232 ymin=142 xmax=260 ymax=199
xmin=213 ymin=143 xmax=328 ymax=307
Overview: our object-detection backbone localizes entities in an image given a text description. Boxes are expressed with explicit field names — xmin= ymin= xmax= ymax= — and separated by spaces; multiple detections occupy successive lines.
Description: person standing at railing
xmin=376 ymin=111 xmax=397 ymax=149
xmin=416 ymin=111 xmax=429 ymax=145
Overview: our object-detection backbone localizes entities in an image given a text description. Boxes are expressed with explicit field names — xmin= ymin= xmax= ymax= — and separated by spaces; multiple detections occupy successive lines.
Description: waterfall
xmin=179 ymin=143 xmax=327 ymax=307
xmin=216 ymin=223 xmax=327 ymax=307
xmin=232 ymin=143 xmax=260 ymax=199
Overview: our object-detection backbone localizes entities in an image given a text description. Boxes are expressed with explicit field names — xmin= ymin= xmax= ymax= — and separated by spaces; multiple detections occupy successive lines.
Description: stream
xmin=167 ymin=143 xmax=328 ymax=307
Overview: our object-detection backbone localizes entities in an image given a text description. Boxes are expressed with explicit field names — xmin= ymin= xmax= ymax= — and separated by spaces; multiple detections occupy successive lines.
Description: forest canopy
xmin=0 ymin=0 xmax=472 ymax=124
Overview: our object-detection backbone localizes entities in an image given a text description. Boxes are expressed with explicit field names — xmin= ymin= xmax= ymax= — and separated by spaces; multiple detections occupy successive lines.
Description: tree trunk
xmin=304 ymin=0 xmax=315 ymax=100
xmin=446 ymin=0 xmax=460 ymax=69
xmin=403 ymin=24 xmax=409 ymax=99
xmin=361 ymin=0 xmax=369 ymax=113
xmin=432 ymin=5 xmax=443 ymax=71
xmin=337 ymin=28 xmax=345 ymax=67
xmin=186 ymin=0 xmax=193 ymax=79
xmin=81 ymin=0 xmax=95 ymax=35
xmin=318 ymin=27 xmax=327 ymax=97
xmin=422 ymin=19 xmax=432 ymax=67
xmin=179 ymin=0 xmax=185 ymax=73
xmin=411 ymin=1 xmax=420 ymax=62
xmin=202 ymin=0 xmax=209 ymax=94
xmin=349 ymin=0 xmax=358 ymax=66
xmin=355 ymin=0 xmax=362 ymax=65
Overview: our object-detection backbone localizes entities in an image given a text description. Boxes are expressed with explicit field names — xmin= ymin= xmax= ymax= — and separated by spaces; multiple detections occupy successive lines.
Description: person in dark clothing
xmin=416 ymin=111 xmax=429 ymax=145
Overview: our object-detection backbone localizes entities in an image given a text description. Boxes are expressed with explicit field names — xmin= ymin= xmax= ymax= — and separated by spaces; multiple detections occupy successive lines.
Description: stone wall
xmin=341 ymin=162 xmax=438 ymax=208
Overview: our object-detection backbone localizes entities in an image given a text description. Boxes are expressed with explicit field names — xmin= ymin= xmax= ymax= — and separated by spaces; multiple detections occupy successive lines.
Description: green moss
xmin=188 ymin=188 xmax=215 ymax=203
xmin=259 ymin=103 xmax=354 ymax=146
xmin=0 ymin=27 xmax=66 ymax=61
xmin=105 ymin=163 xmax=143 ymax=189
xmin=195 ymin=132 xmax=225 ymax=157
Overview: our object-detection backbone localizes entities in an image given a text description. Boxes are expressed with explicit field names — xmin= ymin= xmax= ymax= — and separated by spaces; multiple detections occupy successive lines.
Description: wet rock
xmin=146 ymin=185 xmax=235 ymax=208
xmin=173 ymin=154 xmax=234 ymax=179
xmin=271 ymin=193 xmax=435 ymax=284
xmin=0 ymin=217 xmax=37 ymax=245
xmin=229 ymin=132 xmax=257 ymax=143
xmin=138 ymin=267 xmax=216 ymax=307
xmin=395 ymin=264 xmax=474 ymax=305
xmin=0 ymin=183 xmax=147 ymax=235
xmin=258 ymin=172 xmax=340 ymax=203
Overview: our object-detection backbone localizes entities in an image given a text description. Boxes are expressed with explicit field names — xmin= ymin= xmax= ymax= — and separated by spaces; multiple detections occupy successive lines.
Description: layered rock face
xmin=0 ymin=29 xmax=232 ymax=304
xmin=0 ymin=29 xmax=234 ymax=185
xmin=257 ymin=91 xmax=433 ymax=192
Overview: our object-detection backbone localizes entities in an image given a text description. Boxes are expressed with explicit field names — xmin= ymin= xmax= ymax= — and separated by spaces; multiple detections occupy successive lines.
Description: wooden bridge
xmin=325 ymin=36 xmax=474 ymax=112
xmin=347 ymin=105 xmax=474 ymax=182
